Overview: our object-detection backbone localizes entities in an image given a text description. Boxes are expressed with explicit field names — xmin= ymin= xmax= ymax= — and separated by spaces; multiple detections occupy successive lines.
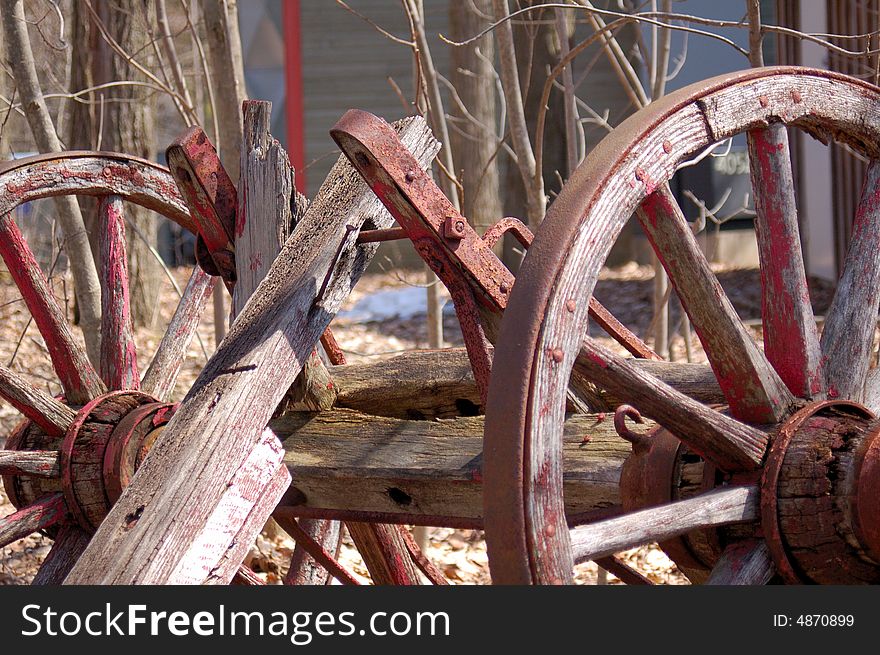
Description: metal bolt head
xmin=499 ymin=282 xmax=510 ymax=294
xmin=444 ymin=215 xmax=466 ymax=240
xmin=404 ymin=170 xmax=415 ymax=183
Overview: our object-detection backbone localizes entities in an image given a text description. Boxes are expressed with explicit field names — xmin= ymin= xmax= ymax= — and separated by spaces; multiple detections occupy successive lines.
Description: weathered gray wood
xmin=820 ymin=160 xmax=880 ymax=402
xmin=198 ymin=457 xmax=292 ymax=585
xmin=573 ymin=340 xmax=769 ymax=470
xmin=748 ymin=124 xmax=823 ymax=400
xmin=282 ymin=516 xmax=344 ymax=585
xmin=32 ymin=524 xmax=91 ymax=585
xmin=0 ymin=449 xmax=60 ymax=477
xmin=330 ymin=348 xmax=724 ymax=419
xmin=140 ymin=267 xmax=216 ymax=401
xmin=638 ymin=185 xmax=793 ymax=423
xmin=0 ymin=364 xmax=76 ymax=436
xmin=275 ymin=409 xmax=632 ymax=522
xmin=705 ymin=539 xmax=774 ymax=585
xmin=570 ymin=485 xmax=759 ymax=564
xmin=64 ymin=117 xmax=439 ymax=585
xmin=863 ymin=368 xmax=880 ymax=414
xmin=0 ymin=492 xmax=66 ymax=550
xmin=233 ymin=100 xmax=292 ymax=318
xmin=233 ymin=100 xmax=341 ymax=578
xmin=344 ymin=522 xmax=422 ymax=585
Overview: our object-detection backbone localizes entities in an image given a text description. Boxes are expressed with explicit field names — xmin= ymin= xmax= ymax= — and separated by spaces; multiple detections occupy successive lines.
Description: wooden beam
xmin=330 ymin=348 xmax=724 ymax=420
xmin=274 ymin=409 xmax=634 ymax=523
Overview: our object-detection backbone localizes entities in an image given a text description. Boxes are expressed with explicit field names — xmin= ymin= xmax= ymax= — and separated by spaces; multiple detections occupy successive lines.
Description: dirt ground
xmin=0 ymin=261 xmax=837 ymax=585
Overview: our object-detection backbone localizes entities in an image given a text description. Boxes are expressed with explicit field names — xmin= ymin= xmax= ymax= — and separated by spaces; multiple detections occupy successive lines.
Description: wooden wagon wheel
xmin=0 ymin=151 xmax=215 ymax=583
xmin=484 ymin=66 xmax=880 ymax=585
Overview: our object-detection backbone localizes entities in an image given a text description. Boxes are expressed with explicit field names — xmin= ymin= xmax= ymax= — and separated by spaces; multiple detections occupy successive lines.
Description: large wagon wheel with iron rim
xmin=0 ymin=152 xmax=215 ymax=583
xmin=484 ymin=67 xmax=880 ymax=585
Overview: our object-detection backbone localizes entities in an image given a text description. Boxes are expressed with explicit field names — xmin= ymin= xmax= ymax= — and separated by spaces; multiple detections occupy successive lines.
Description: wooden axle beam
xmin=273 ymin=409 xmax=637 ymax=525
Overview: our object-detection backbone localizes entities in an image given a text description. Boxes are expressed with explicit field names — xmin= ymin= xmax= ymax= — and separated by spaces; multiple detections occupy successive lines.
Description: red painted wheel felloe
xmin=484 ymin=67 xmax=880 ymax=585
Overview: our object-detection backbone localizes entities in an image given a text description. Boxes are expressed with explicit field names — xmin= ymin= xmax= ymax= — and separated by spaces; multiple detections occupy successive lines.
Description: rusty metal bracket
xmin=332 ymin=109 xmax=512 ymax=313
xmin=166 ymin=127 xmax=238 ymax=289
xmin=332 ymin=110 xmax=657 ymax=371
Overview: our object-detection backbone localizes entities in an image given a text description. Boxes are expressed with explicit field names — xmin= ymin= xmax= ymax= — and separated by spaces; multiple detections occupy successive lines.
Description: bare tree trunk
xmin=492 ymin=0 xmax=546 ymax=228
xmin=1 ymin=0 xmax=103 ymax=362
xmin=201 ymin=0 xmax=247 ymax=345
xmin=66 ymin=4 xmax=99 ymax=267
xmin=200 ymin=0 xmax=247 ymax=181
xmin=449 ymin=0 xmax=502 ymax=236
xmin=0 ymin=23 xmax=9 ymax=160
xmin=89 ymin=1 xmax=162 ymax=329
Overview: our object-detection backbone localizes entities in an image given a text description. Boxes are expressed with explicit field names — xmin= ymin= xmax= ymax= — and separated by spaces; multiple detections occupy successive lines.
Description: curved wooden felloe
xmin=484 ymin=67 xmax=880 ymax=584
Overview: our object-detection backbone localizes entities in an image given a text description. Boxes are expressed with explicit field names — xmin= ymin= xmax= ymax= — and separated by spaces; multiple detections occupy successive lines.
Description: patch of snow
xmin=338 ymin=286 xmax=452 ymax=322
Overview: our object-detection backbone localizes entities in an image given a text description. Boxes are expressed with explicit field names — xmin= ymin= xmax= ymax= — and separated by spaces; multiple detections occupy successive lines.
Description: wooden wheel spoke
xmin=574 ymin=339 xmax=769 ymax=470
xmin=820 ymin=160 xmax=880 ymax=401
xmin=0 ymin=449 xmax=60 ymax=477
xmin=274 ymin=514 xmax=360 ymax=586
xmin=593 ymin=556 xmax=653 ymax=585
xmin=570 ymin=485 xmax=758 ymax=564
xmin=748 ymin=124 xmax=823 ymax=399
xmin=140 ymin=266 xmax=215 ymax=401
xmin=705 ymin=539 xmax=775 ymax=585
xmin=0 ymin=214 xmax=104 ymax=404
xmin=863 ymin=369 xmax=880 ymax=414
xmin=637 ymin=185 xmax=794 ymax=423
xmin=99 ymin=196 xmax=139 ymax=390
xmin=31 ymin=524 xmax=91 ymax=585
xmin=0 ymin=493 xmax=67 ymax=549
xmin=283 ymin=517 xmax=343 ymax=585
xmin=0 ymin=365 xmax=76 ymax=436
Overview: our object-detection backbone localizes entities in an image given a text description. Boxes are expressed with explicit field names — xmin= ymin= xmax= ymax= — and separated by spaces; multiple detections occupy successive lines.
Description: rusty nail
xmin=791 ymin=89 xmax=802 ymax=103
xmin=551 ymin=348 xmax=564 ymax=363
xmin=404 ymin=170 xmax=415 ymax=182
xmin=635 ymin=166 xmax=646 ymax=182
xmin=662 ymin=140 xmax=672 ymax=154
xmin=565 ymin=299 xmax=576 ymax=313
xmin=499 ymin=281 xmax=510 ymax=294
xmin=545 ymin=523 xmax=556 ymax=537
xmin=759 ymin=95 xmax=769 ymax=108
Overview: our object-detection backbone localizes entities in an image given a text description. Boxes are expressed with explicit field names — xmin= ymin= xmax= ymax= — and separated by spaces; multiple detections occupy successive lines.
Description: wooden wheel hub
xmin=760 ymin=401 xmax=880 ymax=584
xmin=3 ymin=391 xmax=175 ymax=533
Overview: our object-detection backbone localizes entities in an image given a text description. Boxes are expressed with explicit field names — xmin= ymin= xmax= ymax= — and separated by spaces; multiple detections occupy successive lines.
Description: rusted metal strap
xmin=166 ymin=127 xmax=238 ymax=288
xmin=332 ymin=110 xmax=657 ymax=362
